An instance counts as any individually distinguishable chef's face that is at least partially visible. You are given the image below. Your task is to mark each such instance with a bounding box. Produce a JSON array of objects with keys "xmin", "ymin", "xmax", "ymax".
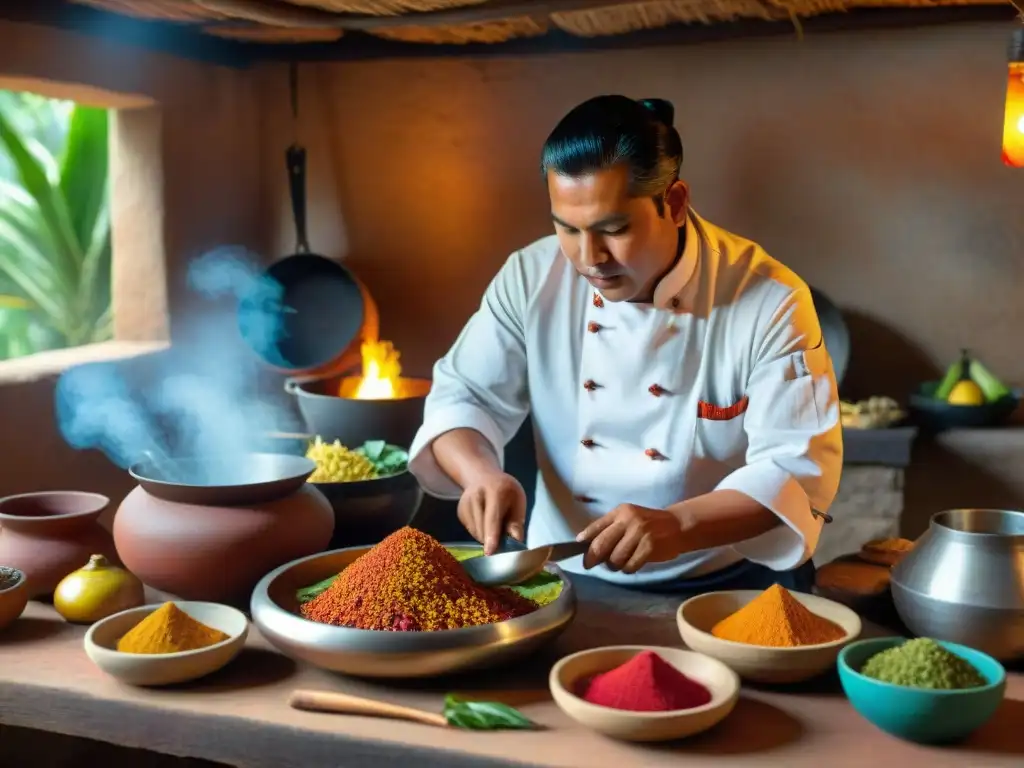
[{"xmin": 548, "ymin": 164, "xmax": 688, "ymax": 303}]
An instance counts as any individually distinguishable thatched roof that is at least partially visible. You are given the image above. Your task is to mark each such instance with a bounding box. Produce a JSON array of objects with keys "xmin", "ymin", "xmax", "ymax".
[{"xmin": 68, "ymin": 0, "xmax": 1016, "ymax": 46}]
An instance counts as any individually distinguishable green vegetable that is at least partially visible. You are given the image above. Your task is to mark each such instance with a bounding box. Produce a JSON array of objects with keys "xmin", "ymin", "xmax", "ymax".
[
  {"xmin": 354, "ymin": 441, "xmax": 409, "ymax": 477},
  {"xmin": 861, "ymin": 638, "xmax": 988, "ymax": 690},
  {"xmin": 442, "ymin": 695, "xmax": 536, "ymax": 731},
  {"xmin": 934, "ymin": 351, "xmax": 967, "ymax": 401}
]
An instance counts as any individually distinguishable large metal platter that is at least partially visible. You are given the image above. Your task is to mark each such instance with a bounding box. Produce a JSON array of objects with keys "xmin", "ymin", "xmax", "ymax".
[{"xmin": 250, "ymin": 543, "xmax": 576, "ymax": 678}]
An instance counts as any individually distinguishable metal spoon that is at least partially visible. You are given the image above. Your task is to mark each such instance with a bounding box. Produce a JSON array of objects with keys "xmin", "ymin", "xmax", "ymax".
[{"xmin": 461, "ymin": 541, "xmax": 589, "ymax": 587}]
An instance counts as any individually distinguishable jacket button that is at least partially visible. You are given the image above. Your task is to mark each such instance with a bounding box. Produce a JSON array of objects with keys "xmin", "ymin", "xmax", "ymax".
[
  {"xmin": 574, "ymin": 494, "xmax": 596, "ymax": 503},
  {"xmin": 583, "ymin": 379, "xmax": 598, "ymax": 392},
  {"xmin": 645, "ymin": 448, "xmax": 666, "ymax": 460},
  {"xmin": 587, "ymin": 321, "xmax": 601, "ymax": 333},
  {"xmin": 670, "ymin": 297, "xmax": 680, "ymax": 308},
  {"xmin": 593, "ymin": 293, "xmax": 604, "ymax": 308},
  {"xmin": 648, "ymin": 383, "xmax": 666, "ymax": 397},
  {"xmin": 580, "ymin": 438, "xmax": 596, "ymax": 448}
]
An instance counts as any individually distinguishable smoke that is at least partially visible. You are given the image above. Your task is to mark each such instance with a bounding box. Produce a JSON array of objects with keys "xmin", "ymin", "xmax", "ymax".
[{"xmin": 54, "ymin": 246, "xmax": 303, "ymax": 475}]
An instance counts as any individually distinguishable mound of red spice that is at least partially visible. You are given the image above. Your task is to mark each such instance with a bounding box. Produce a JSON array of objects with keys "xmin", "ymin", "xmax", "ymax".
[
  {"xmin": 578, "ymin": 651, "xmax": 713, "ymax": 712},
  {"xmin": 300, "ymin": 527, "xmax": 539, "ymax": 631}
]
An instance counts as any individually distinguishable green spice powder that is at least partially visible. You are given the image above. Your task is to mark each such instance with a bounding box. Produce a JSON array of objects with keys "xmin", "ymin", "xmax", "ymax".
[{"xmin": 861, "ymin": 638, "xmax": 987, "ymax": 690}]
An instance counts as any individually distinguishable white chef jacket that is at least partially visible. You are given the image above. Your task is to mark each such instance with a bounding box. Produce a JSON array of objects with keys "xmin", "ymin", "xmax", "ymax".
[{"xmin": 409, "ymin": 209, "xmax": 843, "ymax": 586}]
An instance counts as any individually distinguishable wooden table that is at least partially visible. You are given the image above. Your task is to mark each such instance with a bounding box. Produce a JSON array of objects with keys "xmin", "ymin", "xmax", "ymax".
[{"xmin": 0, "ymin": 577, "xmax": 1020, "ymax": 768}]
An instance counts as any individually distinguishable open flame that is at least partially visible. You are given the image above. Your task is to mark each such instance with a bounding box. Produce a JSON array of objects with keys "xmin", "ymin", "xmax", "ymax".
[
  {"xmin": 336, "ymin": 338, "xmax": 430, "ymax": 401},
  {"xmin": 352, "ymin": 340, "xmax": 401, "ymax": 400}
]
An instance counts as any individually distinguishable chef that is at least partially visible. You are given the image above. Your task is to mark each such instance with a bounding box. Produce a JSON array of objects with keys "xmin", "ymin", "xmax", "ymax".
[{"xmin": 409, "ymin": 95, "xmax": 842, "ymax": 593}]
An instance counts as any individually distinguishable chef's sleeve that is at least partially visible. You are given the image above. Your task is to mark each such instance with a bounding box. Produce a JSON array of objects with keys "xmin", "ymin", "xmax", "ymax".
[
  {"xmin": 408, "ymin": 251, "xmax": 531, "ymax": 499},
  {"xmin": 714, "ymin": 285, "xmax": 843, "ymax": 570}
]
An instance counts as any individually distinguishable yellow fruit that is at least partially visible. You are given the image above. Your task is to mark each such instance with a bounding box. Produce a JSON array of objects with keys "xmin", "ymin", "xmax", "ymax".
[
  {"xmin": 53, "ymin": 554, "xmax": 145, "ymax": 625},
  {"xmin": 947, "ymin": 379, "xmax": 985, "ymax": 406}
]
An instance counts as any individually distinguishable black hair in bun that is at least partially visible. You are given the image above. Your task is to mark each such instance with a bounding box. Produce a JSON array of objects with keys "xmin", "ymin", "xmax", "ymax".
[
  {"xmin": 540, "ymin": 95, "xmax": 684, "ymax": 210},
  {"xmin": 637, "ymin": 98, "xmax": 675, "ymax": 127}
]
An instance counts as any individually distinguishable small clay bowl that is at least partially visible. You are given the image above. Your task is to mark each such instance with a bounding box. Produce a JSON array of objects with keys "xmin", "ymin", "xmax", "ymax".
[
  {"xmin": 677, "ymin": 590, "xmax": 862, "ymax": 684},
  {"xmin": 0, "ymin": 567, "xmax": 29, "ymax": 631},
  {"xmin": 84, "ymin": 601, "xmax": 248, "ymax": 686},
  {"xmin": 549, "ymin": 645, "xmax": 739, "ymax": 742}
]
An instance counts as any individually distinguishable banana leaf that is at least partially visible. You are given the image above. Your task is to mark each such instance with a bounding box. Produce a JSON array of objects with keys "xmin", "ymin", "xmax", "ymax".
[
  {"xmin": 0, "ymin": 101, "xmax": 111, "ymax": 356},
  {"xmin": 0, "ymin": 110, "xmax": 81, "ymax": 281}
]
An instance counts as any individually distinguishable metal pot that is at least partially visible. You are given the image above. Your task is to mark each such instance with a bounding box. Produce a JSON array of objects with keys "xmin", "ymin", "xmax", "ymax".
[
  {"xmin": 891, "ymin": 509, "xmax": 1024, "ymax": 660},
  {"xmin": 313, "ymin": 470, "xmax": 424, "ymax": 550},
  {"xmin": 285, "ymin": 376, "xmax": 431, "ymax": 448}
]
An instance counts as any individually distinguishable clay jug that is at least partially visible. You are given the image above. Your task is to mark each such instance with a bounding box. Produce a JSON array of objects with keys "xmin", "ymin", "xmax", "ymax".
[
  {"xmin": 0, "ymin": 492, "xmax": 117, "ymax": 598},
  {"xmin": 114, "ymin": 484, "xmax": 333, "ymax": 604}
]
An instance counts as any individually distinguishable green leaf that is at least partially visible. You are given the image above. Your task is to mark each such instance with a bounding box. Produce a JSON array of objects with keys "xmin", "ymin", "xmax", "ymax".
[
  {"xmin": 296, "ymin": 574, "xmax": 338, "ymax": 604},
  {"xmin": 361, "ymin": 440, "xmax": 387, "ymax": 462},
  {"xmin": 0, "ymin": 305, "xmax": 47, "ymax": 361},
  {"xmin": 0, "ymin": 182, "xmax": 66, "ymax": 285},
  {"xmin": 442, "ymin": 695, "xmax": 536, "ymax": 731},
  {"xmin": 509, "ymin": 571, "xmax": 564, "ymax": 606},
  {"xmin": 60, "ymin": 106, "xmax": 108, "ymax": 253},
  {"xmin": 75, "ymin": 205, "xmax": 111, "ymax": 344},
  {"xmin": 447, "ymin": 548, "xmax": 483, "ymax": 562},
  {"xmin": 353, "ymin": 442, "xmax": 409, "ymax": 477},
  {"xmin": 0, "ymin": 108, "xmax": 82, "ymax": 283},
  {"xmin": 0, "ymin": 294, "xmax": 31, "ymax": 310},
  {"xmin": 0, "ymin": 101, "xmax": 111, "ymax": 358},
  {"xmin": 0, "ymin": 228, "xmax": 69, "ymax": 329}
]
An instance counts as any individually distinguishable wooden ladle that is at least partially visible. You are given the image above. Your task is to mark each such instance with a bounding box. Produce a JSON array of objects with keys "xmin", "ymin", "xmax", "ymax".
[{"xmin": 289, "ymin": 689, "xmax": 448, "ymax": 728}]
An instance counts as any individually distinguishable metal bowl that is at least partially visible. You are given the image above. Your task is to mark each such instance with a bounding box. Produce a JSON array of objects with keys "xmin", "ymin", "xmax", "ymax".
[
  {"xmin": 250, "ymin": 543, "xmax": 576, "ymax": 678},
  {"xmin": 891, "ymin": 509, "xmax": 1024, "ymax": 661},
  {"xmin": 128, "ymin": 453, "xmax": 316, "ymax": 506}
]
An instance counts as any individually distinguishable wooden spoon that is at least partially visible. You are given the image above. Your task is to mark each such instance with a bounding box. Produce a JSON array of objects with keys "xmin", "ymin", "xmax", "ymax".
[{"xmin": 289, "ymin": 689, "xmax": 448, "ymax": 728}]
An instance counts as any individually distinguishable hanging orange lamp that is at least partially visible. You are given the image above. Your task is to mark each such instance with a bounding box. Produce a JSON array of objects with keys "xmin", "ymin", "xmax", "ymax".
[{"xmin": 1003, "ymin": 27, "xmax": 1024, "ymax": 167}]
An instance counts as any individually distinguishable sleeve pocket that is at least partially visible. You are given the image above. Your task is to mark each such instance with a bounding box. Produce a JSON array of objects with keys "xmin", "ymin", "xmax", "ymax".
[
  {"xmin": 786, "ymin": 340, "xmax": 832, "ymax": 381},
  {"xmin": 697, "ymin": 396, "xmax": 749, "ymax": 421}
]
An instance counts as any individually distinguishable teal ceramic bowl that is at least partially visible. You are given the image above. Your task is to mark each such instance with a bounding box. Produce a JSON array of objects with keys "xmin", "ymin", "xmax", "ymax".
[{"xmin": 838, "ymin": 637, "xmax": 1006, "ymax": 744}]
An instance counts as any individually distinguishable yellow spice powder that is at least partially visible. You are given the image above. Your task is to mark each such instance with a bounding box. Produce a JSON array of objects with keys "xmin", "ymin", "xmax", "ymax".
[
  {"xmin": 117, "ymin": 602, "xmax": 229, "ymax": 654},
  {"xmin": 710, "ymin": 584, "xmax": 846, "ymax": 647}
]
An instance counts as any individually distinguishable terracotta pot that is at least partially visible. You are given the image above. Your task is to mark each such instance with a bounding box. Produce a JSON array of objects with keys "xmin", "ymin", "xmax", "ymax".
[
  {"xmin": 0, "ymin": 492, "xmax": 117, "ymax": 598},
  {"xmin": 113, "ymin": 484, "xmax": 334, "ymax": 603}
]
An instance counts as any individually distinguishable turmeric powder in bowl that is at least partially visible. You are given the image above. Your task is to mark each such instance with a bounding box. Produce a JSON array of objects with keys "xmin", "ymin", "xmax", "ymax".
[
  {"xmin": 117, "ymin": 602, "xmax": 229, "ymax": 654},
  {"xmin": 711, "ymin": 585, "xmax": 846, "ymax": 647}
]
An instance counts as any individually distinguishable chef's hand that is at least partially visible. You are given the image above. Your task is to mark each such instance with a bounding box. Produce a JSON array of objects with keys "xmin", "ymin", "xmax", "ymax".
[
  {"xmin": 457, "ymin": 471, "xmax": 527, "ymax": 556},
  {"xmin": 577, "ymin": 503, "xmax": 686, "ymax": 574}
]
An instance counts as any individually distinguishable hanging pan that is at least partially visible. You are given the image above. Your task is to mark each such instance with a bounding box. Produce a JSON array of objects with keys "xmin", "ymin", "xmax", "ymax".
[
  {"xmin": 238, "ymin": 62, "xmax": 368, "ymax": 377},
  {"xmin": 809, "ymin": 286, "xmax": 850, "ymax": 387}
]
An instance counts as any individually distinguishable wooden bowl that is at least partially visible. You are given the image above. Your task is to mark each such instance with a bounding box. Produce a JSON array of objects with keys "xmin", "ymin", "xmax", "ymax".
[
  {"xmin": 677, "ymin": 590, "xmax": 861, "ymax": 684},
  {"xmin": 549, "ymin": 645, "xmax": 739, "ymax": 742},
  {"xmin": 84, "ymin": 601, "xmax": 248, "ymax": 686}
]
